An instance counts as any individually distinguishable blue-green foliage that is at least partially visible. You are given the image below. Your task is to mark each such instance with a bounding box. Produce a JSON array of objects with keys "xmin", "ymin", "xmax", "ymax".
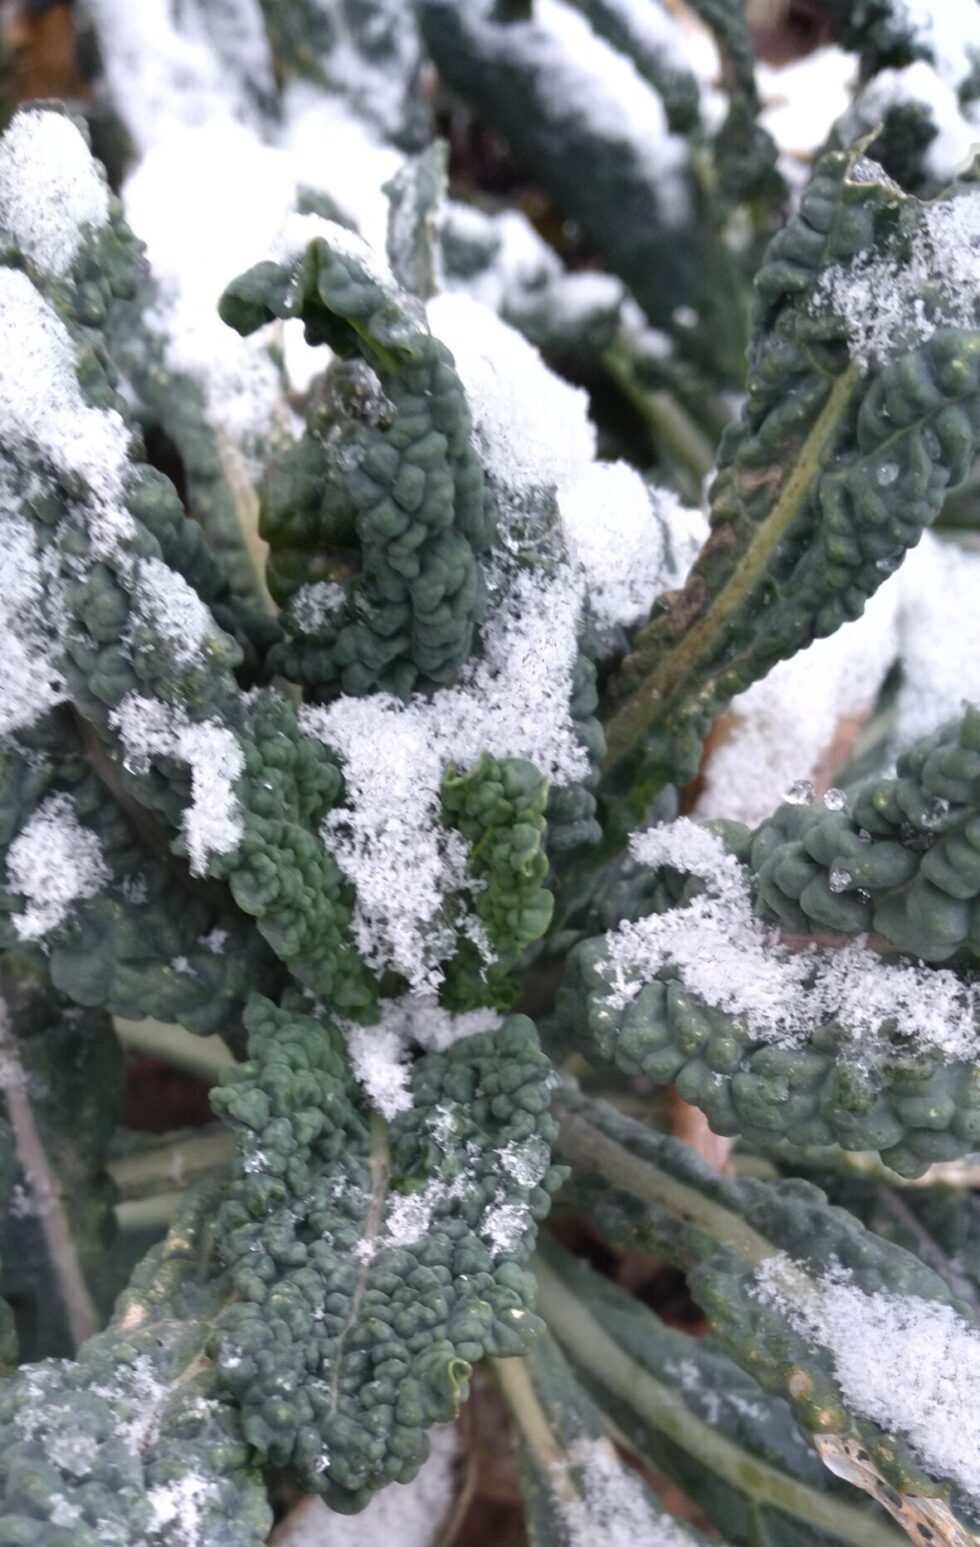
[
  {"xmin": 211, "ymin": 995, "xmax": 563, "ymax": 1508},
  {"xmin": 2, "ymin": 3, "xmax": 980, "ymax": 1541}
]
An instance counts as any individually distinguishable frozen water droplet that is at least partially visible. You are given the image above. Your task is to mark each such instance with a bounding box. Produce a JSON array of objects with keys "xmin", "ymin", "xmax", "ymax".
[
  {"xmin": 856, "ymin": 887, "xmax": 872, "ymax": 903},
  {"xmin": 672, "ymin": 305, "xmax": 698, "ymax": 328},
  {"xmin": 823, "ymin": 787, "xmax": 847, "ymax": 811},
  {"xmin": 876, "ymin": 462, "xmax": 899, "ymax": 485},
  {"xmin": 784, "ymin": 779, "xmax": 815, "ymax": 806},
  {"xmin": 900, "ymin": 820, "xmax": 935, "ymax": 851},
  {"xmin": 829, "ymin": 867, "xmax": 852, "ymax": 893},
  {"xmin": 922, "ymin": 795, "xmax": 950, "ymax": 826},
  {"xmin": 876, "ymin": 553, "xmax": 901, "ymax": 575},
  {"xmin": 858, "ymin": 827, "xmax": 872, "ymax": 843}
]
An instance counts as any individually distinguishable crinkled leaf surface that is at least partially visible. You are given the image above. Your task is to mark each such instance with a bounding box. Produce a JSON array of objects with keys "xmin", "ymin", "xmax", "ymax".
[{"xmin": 211, "ymin": 995, "xmax": 563, "ymax": 1509}]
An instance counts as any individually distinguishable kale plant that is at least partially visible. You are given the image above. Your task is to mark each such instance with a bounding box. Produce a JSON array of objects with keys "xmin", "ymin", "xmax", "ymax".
[{"xmin": 0, "ymin": 2, "xmax": 980, "ymax": 1544}]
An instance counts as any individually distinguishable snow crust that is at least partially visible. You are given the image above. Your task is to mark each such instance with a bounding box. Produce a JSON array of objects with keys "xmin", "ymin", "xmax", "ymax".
[
  {"xmin": 6, "ymin": 795, "xmax": 109, "ymax": 940},
  {"xmin": 0, "ymin": 110, "xmax": 108, "ymax": 275},
  {"xmin": 605, "ymin": 819, "xmax": 980, "ymax": 1060},
  {"xmin": 756, "ymin": 1253, "xmax": 980, "ymax": 1511}
]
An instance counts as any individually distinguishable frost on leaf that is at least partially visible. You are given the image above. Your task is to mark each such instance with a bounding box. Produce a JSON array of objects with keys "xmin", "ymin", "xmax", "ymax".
[{"xmin": 6, "ymin": 795, "xmax": 110, "ymax": 941}]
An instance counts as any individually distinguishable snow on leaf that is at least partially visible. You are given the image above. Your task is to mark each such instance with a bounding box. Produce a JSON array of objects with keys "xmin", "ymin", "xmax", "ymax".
[
  {"xmin": 427, "ymin": 290, "xmax": 596, "ymax": 496},
  {"xmin": 343, "ymin": 996, "xmax": 502, "ymax": 1117},
  {"xmin": 132, "ymin": 557, "xmax": 222, "ymax": 666},
  {"xmin": 812, "ymin": 189, "xmax": 980, "ymax": 368},
  {"xmin": 0, "ymin": 509, "xmax": 68, "ymax": 739},
  {"xmin": 556, "ymin": 1438, "xmax": 695, "ymax": 1547},
  {"xmin": 756, "ymin": 1252, "xmax": 980, "ymax": 1513},
  {"xmin": 6, "ymin": 794, "xmax": 110, "ymax": 941},
  {"xmin": 111, "ymin": 695, "xmax": 244, "ymax": 876},
  {"xmin": 0, "ymin": 110, "xmax": 109, "ymax": 276},
  {"xmin": 0, "ymin": 267, "xmax": 131, "ymax": 509},
  {"xmin": 559, "ymin": 463, "xmax": 706, "ymax": 630},
  {"xmin": 605, "ymin": 819, "xmax": 980, "ymax": 1060}
]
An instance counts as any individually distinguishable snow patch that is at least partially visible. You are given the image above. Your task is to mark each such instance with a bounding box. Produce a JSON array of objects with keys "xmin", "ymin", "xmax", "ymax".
[
  {"xmin": 111, "ymin": 695, "xmax": 244, "ymax": 875},
  {"xmin": 756, "ymin": 1253, "xmax": 980, "ymax": 1511},
  {"xmin": 556, "ymin": 1438, "xmax": 692, "ymax": 1547},
  {"xmin": 428, "ymin": 291, "xmax": 596, "ymax": 495},
  {"xmin": 0, "ymin": 109, "xmax": 109, "ymax": 275},
  {"xmin": 0, "ymin": 268, "xmax": 131, "ymax": 507},
  {"xmin": 812, "ymin": 187, "xmax": 980, "ymax": 366},
  {"xmin": 696, "ymin": 577, "xmax": 901, "ymax": 826},
  {"xmin": 604, "ymin": 818, "xmax": 980, "ymax": 1060},
  {"xmin": 6, "ymin": 794, "xmax": 110, "ymax": 940},
  {"xmin": 271, "ymin": 1424, "xmax": 458, "ymax": 1547},
  {"xmin": 0, "ymin": 511, "xmax": 68, "ymax": 739},
  {"xmin": 559, "ymin": 463, "xmax": 707, "ymax": 629},
  {"xmin": 132, "ymin": 557, "xmax": 220, "ymax": 665},
  {"xmin": 344, "ymin": 997, "xmax": 501, "ymax": 1117},
  {"xmin": 891, "ymin": 534, "xmax": 980, "ymax": 752}
]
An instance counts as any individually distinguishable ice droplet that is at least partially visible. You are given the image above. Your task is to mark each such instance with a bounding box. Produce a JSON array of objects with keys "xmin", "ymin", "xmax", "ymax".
[
  {"xmin": 823, "ymin": 787, "xmax": 847, "ymax": 811},
  {"xmin": 784, "ymin": 779, "xmax": 815, "ymax": 806},
  {"xmin": 922, "ymin": 795, "xmax": 950, "ymax": 826},
  {"xmin": 876, "ymin": 463, "xmax": 899, "ymax": 485},
  {"xmin": 857, "ymin": 828, "xmax": 872, "ymax": 843},
  {"xmin": 829, "ymin": 868, "xmax": 852, "ymax": 893}
]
